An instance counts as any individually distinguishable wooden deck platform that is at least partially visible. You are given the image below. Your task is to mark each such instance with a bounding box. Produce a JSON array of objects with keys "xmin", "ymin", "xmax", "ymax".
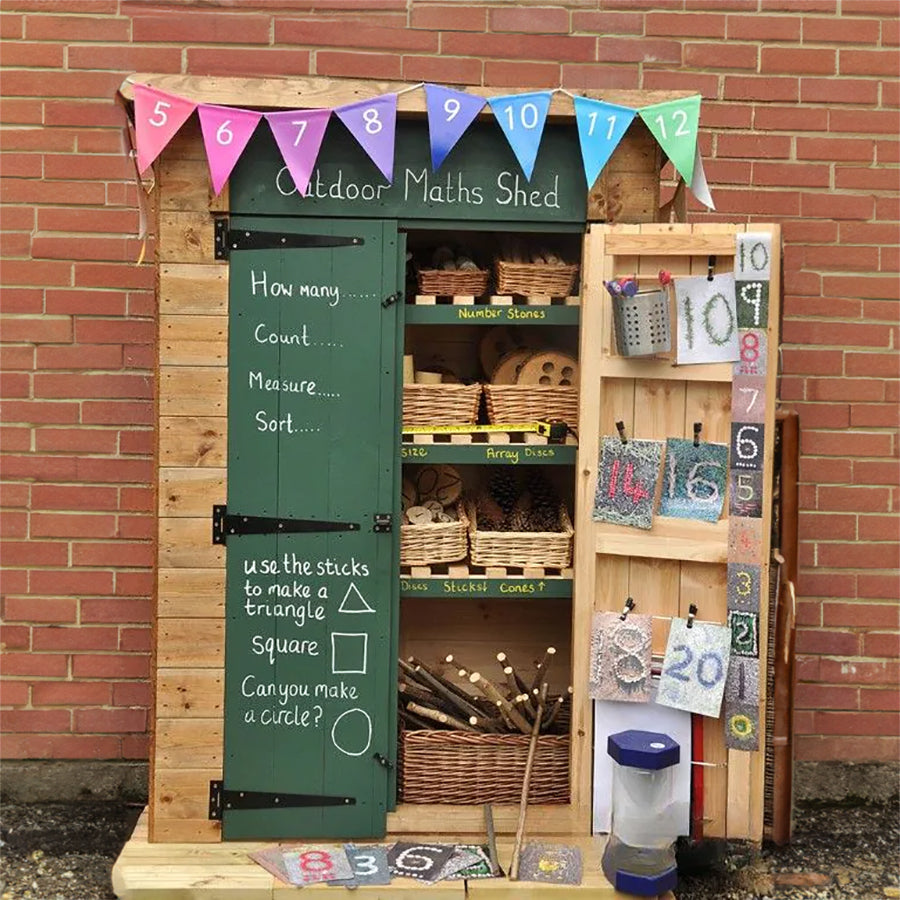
[{"xmin": 112, "ymin": 809, "xmax": 676, "ymax": 898}]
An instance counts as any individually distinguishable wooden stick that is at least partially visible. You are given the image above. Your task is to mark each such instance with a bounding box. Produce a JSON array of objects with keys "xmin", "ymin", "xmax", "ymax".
[
  {"xmin": 509, "ymin": 684, "xmax": 547, "ymax": 880},
  {"xmin": 497, "ymin": 652, "xmax": 530, "ymax": 694},
  {"xmin": 530, "ymin": 646, "xmax": 556, "ymax": 693},
  {"xmin": 469, "ymin": 715, "xmax": 503, "ymax": 733},
  {"xmin": 406, "ymin": 701, "xmax": 476, "ymax": 732},
  {"xmin": 398, "ymin": 679, "xmax": 435, "ymax": 704},
  {"xmin": 470, "ymin": 672, "xmax": 532, "ymax": 735},
  {"xmin": 541, "ymin": 694, "xmax": 564, "ymax": 730},
  {"xmin": 414, "ymin": 665, "xmax": 484, "ymax": 720},
  {"xmin": 399, "ymin": 708, "xmax": 433, "ymax": 731},
  {"xmin": 494, "ymin": 699, "xmax": 515, "ymax": 732},
  {"xmin": 483, "ymin": 804, "xmax": 500, "ymax": 877}
]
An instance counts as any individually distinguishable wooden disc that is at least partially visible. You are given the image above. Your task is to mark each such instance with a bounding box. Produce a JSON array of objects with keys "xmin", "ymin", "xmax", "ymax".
[
  {"xmin": 406, "ymin": 505, "xmax": 434, "ymax": 525},
  {"xmin": 416, "ymin": 464, "xmax": 463, "ymax": 505},
  {"xmin": 491, "ymin": 348, "xmax": 533, "ymax": 385},
  {"xmin": 479, "ymin": 326, "xmax": 524, "ymax": 378},
  {"xmin": 516, "ymin": 351, "xmax": 579, "ymax": 386}
]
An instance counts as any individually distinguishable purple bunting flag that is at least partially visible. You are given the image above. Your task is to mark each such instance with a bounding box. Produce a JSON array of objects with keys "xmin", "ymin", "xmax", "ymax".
[
  {"xmin": 487, "ymin": 91, "xmax": 552, "ymax": 181},
  {"xmin": 198, "ymin": 104, "xmax": 262, "ymax": 196},
  {"xmin": 424, "ymin": 83, "xmax": 486, "ymax": 171},
  {"xmin": 265, "ymin": 108, "xmax": 331, "ymax": 196},
  {"xmin": 335, "ymin": 93, "xmax": 398, "ymax": 183}
]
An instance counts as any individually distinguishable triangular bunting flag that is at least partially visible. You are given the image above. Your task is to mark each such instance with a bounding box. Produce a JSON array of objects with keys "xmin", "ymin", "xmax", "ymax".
[
  {"xmin": 335, "ymin": 93, "xmax": 398, "ymax": 183},
  {"xmin": 639, "ymin": 95, "xmax": 701, "ymax": 184},
  {"xmin": 133, "ymin": 84, "xmax": 197, "ymax": 174},
  {"xmin": 265, "ymin": 108, "xmax": 331, "ymax": 196},
  {"xmin": 424, "ymin": 84, "xmax": 486, "ymax": 172},
  {"xmin": 573, "ymin": 97, "xmax": 636, "ymax": 187},
  {"xmin": 198, "ymin": 104, "xmax": 262, "ymax": 196},
  {"xmin": 689, "ymin": 148, "xmax": 715, "ymax": 210},
  {"xmin": 487, "ymin": 91, "xmax": 552, "ymax": 181}
]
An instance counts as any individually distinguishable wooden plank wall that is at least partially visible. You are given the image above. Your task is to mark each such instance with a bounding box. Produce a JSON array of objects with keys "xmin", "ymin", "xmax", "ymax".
[{"xmin": 152, "ymin": 121, "xmax": 228, "ymax": 842}]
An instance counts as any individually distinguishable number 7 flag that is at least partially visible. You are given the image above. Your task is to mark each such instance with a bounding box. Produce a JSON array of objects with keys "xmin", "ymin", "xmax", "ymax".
[
  {"xmin": 424, "ymin": 84, "xmax": 485, "ymax": 172},
  {"xmin": 133, "ymin": 84, "xmax": 197, "ymax": 174},
  {"xmin": 266, "ymin": 109, "xmax": 332, "ymax": 195}
]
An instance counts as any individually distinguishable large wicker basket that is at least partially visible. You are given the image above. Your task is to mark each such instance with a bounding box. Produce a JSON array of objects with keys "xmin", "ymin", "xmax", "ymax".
[
  {"xmin": 466, "ymin": 501, "xmax": 574, "ymax": 569},
  {"xmin": 483, "ymin": 384, "xmax": 579, "ymax": 427},
  {"xmin": 495, "ymin": 258, "xmax": 579, "ymax": 297},
  {"xmin": 417, "ymin": 268, "xmax": 489, "ymax": 297},
  {"xmin": 400, "ymin": 503, "xmax": 468, "ymax": 566},
  {"xmin": 403, "ymin": 383, "xmax": 481, "ymax": 426},
  {"xmin": 399, "ymin": 729, "xmax": 570, "ymax": 804}
]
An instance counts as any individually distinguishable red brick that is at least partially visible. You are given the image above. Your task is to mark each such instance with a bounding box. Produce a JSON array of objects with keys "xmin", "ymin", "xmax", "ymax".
[
  {"xmin": 0, "ymin": 709, "xmax": 71, "ymax": 732},
  {"xmin": 0, "ymin": 429, "xmax": 31, "ymax": 453},
  {"xmin": 72, "ymin": 654, "xmax": 150, "ymax": 679},
  {"xmin": 820, "ymin": 656, "xmax": 899, "ymax": 685},
  {"xmin": 121, "ymin": 734, "xmax": 149, "ymax": 759},
  {"xmin": 37, "ymin": 207, "xmax": 139, "ymax": 235},
  {"xmin": 114, "ymin": 571, "xmax": 154, "ymax": 596},
  {"xmin": 753, "ymin": 106, "xmax": 829, "ymax": 134},
  {"xmin": 1, "ymin": 682, "xmax": 30, "ymax": 706},
  {"xmin": 118, "ymin": 430, "xmax": 154, "ymax": 456},
  {"xmin": 857, "ymin": 572, "xmax": 900, "ymax": 600},
  {"xmin": 643, "ymin": 69, "xmax": 719, "ymax": 98},
  {"xmin": 402, "ymin": 55, "xmax": 483, "ymax": 85},
  {"xmin": 73, "ymin": 263, "xmax": 154, "ymax": 291},
  {"xmin": 117, "ymin": 515, "xmax": 155, "ymax": 540},
  {"xmin": 44, "ymin": 289, "xmax": 128, "ymax": 317},
  {"xmin": 782, "ymin": 349, "xmax": 843, "ymax": 377},
  {"xmin": 1, "ymin": 69, "xmax": 122, "ymax": 101},
  {"xmin": 806, "ymin": 377, "xmax": 884, "ymax": 402},
  {"xmin": 795, "ymin": 628, "xmax": 861, "ymax": 655},
  {"xmin": 32, "ymin": 626, "xmax": 118, "ymax": 652},
  {"xmin": 858, "ymin": 515, "xmax": 900, "ymax": 543},
  {"xmin": 800, "ymin": 77, "xmax": 880, "ymax": 104},
  {"xmin": 33, "ymin": 234, "xmax": 143, "ymax": 263},
  {"xmin": 797, "ymin": 571, "xmax": 857, "ymax": 599},
  {"xmin": 74, "ymin": 708, "xmax": 147, "ymax": 733},
  {"xmin": 800, "ymin": 511, "xmax": 856, "ymax": 539},
  {"xmin": 43, "ymin": 100, "xmax": 123, "ymax": 129},
  {"xmin": 33, "ymin": 429, "xmax": 116, "ymax": 455},
  {"xmin": 75, "ymin": 457, "xmax": 153, "ymax": 484},
  {"xmin": 31, "ymin": 512, "xmax": 118, "ymax": 539},
  {"xmin": 71, "ymin": 541, "xmax": 154, "ymax": 568},
  {"xmin": 81, "ymin": 598, "xmax": 151, "ymax": 624},
  {"xmin": 854, "ymin": 460, "xmax": 900, "ymax": 485},
  {"xmin": 29, "ymin": 569, "xmax": 114, "ymax": 596},
  {"xmin": 712, "ymin": 187, "xmax": 801, "ymax": 217},
  {"xmin": 703, "ymin": 159, "xmax": 752, "ymax": 184},
  {"xmin": 803, "ymin": 16, "xmax": 881, "ymax": 44},
  {"xmin": 797, "ymin": 136, "xmax": 875, "ymax": 163},
  {"xmin": 876, "ymin": 194, "xmax": 900, "ymax": 219},
  {"xmin": 699, "ymin": 103, "xmax": 753, "ymax": 129},
  {"xmin": 831, "ymin": 108, "xmax": 900, "ymax": 135},
  {"xmin": 443, "ymin": 31, "xmax": 596, "ymax": 63},
  {"xmin": 561, "ymin": 64, "xmax": 640, "ymax": 90},
  {"xmin": 73, "ymin": 319, "xmax": 155, "ymax": 345},
  {"xmin": 762, "ymin": 46, "xmax": 836, "ymax": 75},
  {"xmin": 819, "ymin": 542, "xmax": 898, "ymax": 569},
  {"xmin": 1, "ymin": 625, "xmax": 30, "ymax": 649},
  {"xmin": 1, "ymin": 653, "xmax": 68, "ymax": 677},
  {"xmin": 794, "ymin": 683, "xmax": 858, "ymax": 709},
  {"xmin": 1, "ymin": 260, "xmax": 74, "ymax": 290},
  {"xmin": 824, "ymin": 601, "xmax": 900, "ymax": 628},
  {"xmin": 803, "ymin": 192, "xmax": 875, "ymax": 220},
  {"xmin": 0, "ymin": 482, "xmax": 32, "ymax": 507},
  {"xmin": 112, "ymin": 682, "xmax": 151, "ymax": 707},
  {"xmin": 119, "ymin": 627, "xmax": 151, "ymax": 652},
  {"xmin": 80, "ymin": 400, "xmax": 154, "ymax": 426},
  {"xmin": 34, "ymin": 373, "xmax": 151, "ymax": 400},
  {"xmin": 796, "ymin": 600, "xmax": 822, "ymax": 627},
  {"xmin": 484, "ymin": 60, "xmax": 560, "ymax": 88},
  {"xmin": 815, "ymin": 710, "xmax": 900, "ymax": 736},
  {"xmin": 572, "ymin": 11, "xmax": 643, "ymax": 35},
  {"xmin": 30, "ymin": 484, "xmax": 118, "ymax": 512},
  {"xmin": 785, "ymin": 401, "xmax": 850, "ymax": 428},
  {"xmin": 840, "ymin": 48, "xmax": 900, "ymax": 76},
  {"xmin": 835, "ymin": 166, "xmax": 899, "ymax": 190},
  {"xmin": 284, "ymin": 16, "xmax": 439, "ymax": 50},
  {"xmin": 824, "ymin": 275, "xmax": 899, "ymax": 301},
  {"xmin": 67, "ymin": 44, "xmax": 183, "ymax": 72},
  {"xmin": 35, "ymin": 344, "xmax": 124, "ymax": 371},
  {"xmin": 860, "ymin": 689, "xmax": 900, "ymax": 711},
  {"xmin": 646, "ymin": 11, "xmax": 725, "ymax": 38},
  {"xmin": 490, "ymin": 6, "xmax": 569, "ymax": 33},
  {"xmin": 0, "ymin": 733, "xmax": 123, "ymax": 760},
  {"xmin": 185, "ymin": 48, "xmax": 312, "ymax": 78},
  {"xmin": 317, "ymin": 48, "xmax": 408, "ymax": 79},
  {"xmin": 843, "ymin": 0, "xmax": 900, "ymax": 12},
  {"xmin": 1, "ymin": 288, "xmax": 43, "ymax": 314},
  {"xmin": 818, "ymin": 485, "xmax": 892, "ymax": 513},
  {"xmin": 31, "ymin": 682, "xmax": 111, "ymax": 706},
  {"xmin": 0, "ymin": 13, "xmax": 23, "ymax": 38},
  {"xmin": 117, "ymin": 487, "xmax": 154, "ymax": 512},
  {"xmin": 0, "ymin": 40, "xmax": 65, "ymax": 68},
  {"xmin": 131, "ymin": 10, "xmax": 269, "ymax": 43},
  {"xmin": 409, "ymin": 4, "xmax": 486, "ymax": 31},
  {"xmin": 760, "ymin": 0, "xmax": 836, "ymax": 8},
  {"xmin": 684, "ymin": 41, "xmax": 756, "ymax": 69},
  {"xmin": 802, "ymin": 429, "xmax": 894, "ymax": 457},
  {"xmin": 3, "ymin": 598, "xmax": 77, "ymax": 623},
  {"xmin": 883, "ymin": 79, "xmax": 900, "ymax": 106},
  {"xmin": 0, "ymin": 372, "xmax": 30, "ymax": 398},
  {"xmin": 1, "ymin": 540, "xmax": 68, "ymax": 567},
  {"xmin": 852, "ymin": 403, "xmax": 900, "ymax": 428},
  {"xmin": 800, "ymin": 457, "xmax": 853, "ymax": 486}
]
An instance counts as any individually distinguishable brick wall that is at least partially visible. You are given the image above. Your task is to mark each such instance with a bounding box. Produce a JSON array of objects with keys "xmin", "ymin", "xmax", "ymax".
[{"xmin": 1, "ymin": 0, "xmax": 897, "ymax": 767}]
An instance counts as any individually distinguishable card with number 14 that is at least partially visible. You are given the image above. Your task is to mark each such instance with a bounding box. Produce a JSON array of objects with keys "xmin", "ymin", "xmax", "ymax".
[{"xmin": 592, "ymin": 437, "xmax": 662, "ymax": 530}]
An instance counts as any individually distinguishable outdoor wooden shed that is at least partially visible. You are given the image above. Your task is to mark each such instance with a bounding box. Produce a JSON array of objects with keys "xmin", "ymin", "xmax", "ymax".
[{"xmin": 113, "ymin": 74, "xmax": 782, "ymax": 898}]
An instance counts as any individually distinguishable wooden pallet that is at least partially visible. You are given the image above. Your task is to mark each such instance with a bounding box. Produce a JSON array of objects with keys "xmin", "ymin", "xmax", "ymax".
[
  {"xmin": 404, "ymin": 431, "xmax": 578, "ymax": 446},
  {"xmin": 112, "ymin": 808, "xmax": 675, "ymax": 899},
  {"xmin": 412, "ymin": 294, "xmax": 580, "ymax": 306},
  {"xmin": 400, "ymin": 563, "xmax": 574, "ymax": 579}
]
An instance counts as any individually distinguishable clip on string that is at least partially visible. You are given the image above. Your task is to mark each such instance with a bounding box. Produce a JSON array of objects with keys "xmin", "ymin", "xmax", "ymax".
[
  {"xmin": 707, "ymin": 256, "xmax": 716, "ymax": 281},
  {"xmin": 616, "ymin": 421, "xmax": 628, "ymax": 445},
  {"xmin": 619, "ymin": 597, "xmax": 635, "ymax": 621},
  {"xmin": 686, "ymin": 603, "xmax": 698, "ymax": 628},
  {"xmin": 693, "ymin": 422, "xmax": 702, "ymax": 447}
]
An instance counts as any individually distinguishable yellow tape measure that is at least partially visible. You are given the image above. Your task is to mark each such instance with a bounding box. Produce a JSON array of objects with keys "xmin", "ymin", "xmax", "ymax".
[{"xmin": 402, "ymin": 421, "xmax": 568, "ymax": 440}]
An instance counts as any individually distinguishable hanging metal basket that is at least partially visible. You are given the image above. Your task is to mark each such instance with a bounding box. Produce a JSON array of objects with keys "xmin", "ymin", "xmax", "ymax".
[{"xmin": 612, "ymin": 289, "xmax": 671, "ymax": 357}]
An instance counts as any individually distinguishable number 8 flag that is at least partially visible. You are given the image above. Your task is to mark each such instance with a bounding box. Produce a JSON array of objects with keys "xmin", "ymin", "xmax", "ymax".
[
  {"xmin": 134, "ymin": 84, "xmax": 197, "ymax": 174},
  {"xmin": 198, "ymin": 104, "xmax": 262, "ymax": 196},
  {"xmin": 424, "ymin": 84, "xmax": 486, "ymax": 172},
  {"xmin": 335, "ymin": 93, "xmax": 398, "ymax": 184}
]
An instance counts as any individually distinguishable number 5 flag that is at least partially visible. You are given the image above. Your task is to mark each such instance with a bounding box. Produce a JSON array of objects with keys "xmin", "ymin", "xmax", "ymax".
[{"xmin": 134, "ymin": 84, "xmax": 197, "ymax": 174}]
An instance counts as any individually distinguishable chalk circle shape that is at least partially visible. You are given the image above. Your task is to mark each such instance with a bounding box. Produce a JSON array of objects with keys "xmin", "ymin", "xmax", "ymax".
[
  {"xmin": 728, "ymin": 713, "xmax": 754, "ymax": 739},
  {"xmin": 331, "ymin": 708, "xmax": 372, "ymax": 757}
]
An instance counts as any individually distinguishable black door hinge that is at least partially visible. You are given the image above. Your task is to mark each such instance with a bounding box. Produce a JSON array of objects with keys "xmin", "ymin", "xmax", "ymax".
[
  {"xmin": 213, "ymin": 504, "xmax": 360, "ymax": 545},
  {"xmin": 214, "ymin": 218, "xmax": 364, "ymax": 259},
  {"xmin": 373, "ymin": 752, "xmax": 394, "ymax": 770},
  {"xmin": 373, "ymin": 513, "xmax": 392, "ymax": 533},
  {"xmin": 382, "ymin": 292, "xmax": 401, "ymax": 308},
  {"xmin": 208, "ymin": 781, "xmax": 356, "ymax": 820}
]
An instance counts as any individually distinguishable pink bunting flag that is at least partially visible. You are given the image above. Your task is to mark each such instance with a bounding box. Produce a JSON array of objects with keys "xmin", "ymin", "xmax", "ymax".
[
  {"xmin": 265, "ymin": 109, "xmax": 332, "ymax": 196},
  {"xmin": 198, "ymin": 104, "xmax": 263, "ymax": 196},
  {"xmin": 133, "ymin": 84, "xmax": 197, "ymax": 174},
  {"xmin": 334, "ymin": 93, "xmax": 398, "ymax": 184}
]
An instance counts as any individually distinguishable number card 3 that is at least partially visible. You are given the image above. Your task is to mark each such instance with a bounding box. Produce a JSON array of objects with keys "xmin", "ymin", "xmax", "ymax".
[
  {"xmin": 592, "ymin": 436, "xmax": 662, "ymax": 530},
  {"xmin": 657, "ymin": 618, "xmax": 731, "ymax": 718},
  {"xmin": 674, "ymin": 273, "xmax": 740, "ymax": 365},
  {"xmin": 727, "ymin": 562, "xmax": 761, "ymax": 612},
  {"xmin": 660, "ymin": 437, "xmax": 728, "ymax": 523}
]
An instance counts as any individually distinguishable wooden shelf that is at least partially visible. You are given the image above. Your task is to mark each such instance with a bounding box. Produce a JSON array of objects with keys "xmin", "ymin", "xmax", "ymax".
[
  {"xmin": 402, "ymin": 432, "xmax": 577, "ymax": 466},
  {"xmin": 400, "ymin": 563, "xmax": 573, "ymax": 598},
  {"xmin": 406, "ymin": 294, "xmax": 579, "ymax": 326},
  {"xmin": 593, "ymin": 517, "xmax": 728, "ymax": 563}
]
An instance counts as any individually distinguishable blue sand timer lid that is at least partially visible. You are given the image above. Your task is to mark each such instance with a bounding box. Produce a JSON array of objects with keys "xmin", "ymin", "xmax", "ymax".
[{"xmin": 607, "ymin": 729, "xmax": 680, "ymax": 770}]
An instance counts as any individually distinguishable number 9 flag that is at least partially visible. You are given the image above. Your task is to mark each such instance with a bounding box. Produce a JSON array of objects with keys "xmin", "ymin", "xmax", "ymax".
[
  {"xmin": 424, "ymin": 84, "xmax": 486, "ymax": 172},
  {"xmin": 134, "ymin": 84, "xmax": 197, "ymax": 175}
]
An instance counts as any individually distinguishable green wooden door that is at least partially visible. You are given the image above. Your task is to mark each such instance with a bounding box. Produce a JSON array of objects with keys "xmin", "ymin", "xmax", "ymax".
[{"xmin": 223, "ymin": 217, "xmax": 401, "ymax": 840}]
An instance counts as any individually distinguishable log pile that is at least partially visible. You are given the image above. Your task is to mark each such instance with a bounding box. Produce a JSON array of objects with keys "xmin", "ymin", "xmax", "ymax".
[{"xmin": 398, "ymin": 650, "xmax": 571, "ymax": 735}]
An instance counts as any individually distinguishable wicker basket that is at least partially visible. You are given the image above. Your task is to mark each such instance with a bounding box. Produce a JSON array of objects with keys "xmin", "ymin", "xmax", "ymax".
[
  {"xmin": 403, "ymin": 383, "xmax": 481, "ymax": 426},
  {"xmin": 495, "ymin": 258, "xmax": 579, "ymax": 297},
  {"xmin": 417, "ymin": 268, "xmax": 489, "ymax": 297},
  {"xmin": 399, "ymin": 729, "xmax": 570, "ymax": 804},
  {"xmin": 466, "ymin": 501, "xmax": 574, "ymax": 569},
  {"xmin": 400, "ymin": 503, "xmax": 468, "ymax": 566},
  {"xmin": 483, "ymin": 384, "xmax": 579, "ymax": 427}
]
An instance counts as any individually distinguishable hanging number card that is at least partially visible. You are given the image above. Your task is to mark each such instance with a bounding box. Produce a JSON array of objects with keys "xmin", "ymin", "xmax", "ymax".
[
  {"xmin": 589, "ymin": 611, "xmax": 652, "ymax": 703},
  {"xmin": 659, "ymin": 437, "xmax": 728, "ymax": 523},
  {"xmin": 593, "ymin": 436, "xmax": 662, "ymax": 530},
  {"xmin": 657, "ymin": 618, "xmax": 731, "ymax": 718},
  {"xmin": 675, "ymin": 273, "xmax": 740, "ymax": 365}
]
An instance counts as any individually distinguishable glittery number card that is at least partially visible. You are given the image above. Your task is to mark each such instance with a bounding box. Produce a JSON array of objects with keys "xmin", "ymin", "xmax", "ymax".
[
  {"xmin": 657, "ymin": 618, "xmax": 731, "ymax": 718},
  {"xmin": 659, "ymin": 437, "xmax": 729, "ymax": 523},
  {"xmin": 589, "ymin": 611, "xmax": 652, "ymax": 703},
  {"xmin": 592, "ymin": 436, "xmax": 662, "ymax": 530},
  {"xmin": 674, "ymin": 273, "xmax": 740, "ymax": 365}
]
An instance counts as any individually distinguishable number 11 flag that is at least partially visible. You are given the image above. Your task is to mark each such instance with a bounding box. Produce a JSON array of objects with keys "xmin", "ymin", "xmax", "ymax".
[{"xmin": 573, "ymin": 97, "xmax": 636, "ymax": 187}]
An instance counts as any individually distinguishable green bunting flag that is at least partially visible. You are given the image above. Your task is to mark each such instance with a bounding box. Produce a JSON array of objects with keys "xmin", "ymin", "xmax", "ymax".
[{"xmin": 639, "ymin": 95, "xmax": 701, "ymax": 185}]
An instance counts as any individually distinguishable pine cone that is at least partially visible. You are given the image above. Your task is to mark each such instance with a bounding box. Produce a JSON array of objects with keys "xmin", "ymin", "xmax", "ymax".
[
  {"xmin": 525, "ymin": 471, "xmax": 559, "ymax": 532},
  {"xmin": 476, "ymin": 494, "xmax": 506, "ymax": 531},
  {"xmin": 489, "ymin": 469, "xmax": 519, "ymax": 515}
]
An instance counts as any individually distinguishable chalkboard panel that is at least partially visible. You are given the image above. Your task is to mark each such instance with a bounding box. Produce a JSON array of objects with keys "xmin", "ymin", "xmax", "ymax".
[
  {"xmin": 230, "ymin": 120, "xmax": 587, "ymax": 224},
  {"xmin": 223, "ymin": 218, "xmax": 400, "ymax": 840}
]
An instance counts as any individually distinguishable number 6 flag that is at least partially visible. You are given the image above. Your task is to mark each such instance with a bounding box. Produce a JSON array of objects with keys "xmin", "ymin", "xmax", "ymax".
[
  {"xmin": 198, "ymin": 104, "xmax": 262, "ymax": 196},
  {"xmin": 657, "ymin": 618, "xmax": 731, "ymax": 718}
]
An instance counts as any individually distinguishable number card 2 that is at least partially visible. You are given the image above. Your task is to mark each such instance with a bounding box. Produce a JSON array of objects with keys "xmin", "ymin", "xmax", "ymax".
[
  {"xmin": 659, "ymin": 437, "xmax": 728, "ymax": 523},
  {"xmin": 592, "ymin": 436, "xmax": 662, "ymax": 530},
  {"xmin": 657, "ymin": 618, "xmax": 731, "ymax": 718},
  {"xmin": 727, "ymin": 610, "xmax": 759, "ymax": 657},
  {"xmin": 674, "ymin": 273, "xmax": 740, "ymax": 365}
]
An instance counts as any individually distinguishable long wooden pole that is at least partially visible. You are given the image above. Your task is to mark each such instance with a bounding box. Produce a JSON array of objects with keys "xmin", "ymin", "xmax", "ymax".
[{"xmin": 509, "ymin": 685, "xmax": 547, "ymax": 880}]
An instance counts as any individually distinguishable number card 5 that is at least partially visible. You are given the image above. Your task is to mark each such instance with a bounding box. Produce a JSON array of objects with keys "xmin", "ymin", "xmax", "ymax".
[{"xmin": 657, "ymin": 618, "xmax": 731, "ymax": 718}]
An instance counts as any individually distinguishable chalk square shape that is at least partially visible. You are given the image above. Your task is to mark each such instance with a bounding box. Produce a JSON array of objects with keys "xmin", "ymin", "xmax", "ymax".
[
  {"xmin": 592, "ymin": 436, "xmax": 662, "ymax": 530},
  {"xmin": 735, "ymin": 232, "xmax": 772, "ymax": 281},
  {"xmin": 728, "ymin": 470, "xmax": 764, "ymax": 519},
  {"xmin": 518, "ymin": 842, "xmax": 583, "ymax": 885},
  {"xmin": 730, "ymin": 422, "xmax": 765, "ymax": 471},
  {"xmin": 388, "ymin": 843, "xmax": 456, "ymax": 881},
  {"xmin": 725, "ymin": 657, "xmax": 760, "ymax": 706},
  {"xmin": 589, "ymin": 611, "xmax": 653, "ymax": 703},
  {"xmin": 728, "ymin": 609, "xmax": 759, "ymax": 658},
  {"xmin": 330, "ymin": 632, "xmax": 368, "ymax": 675},
  {"xmin": 730, "ymin": 375, "xmax": 767, "ymax": 424},
  {"xmin": 728, "ymin": 517, "xmax": 763, "ymax": 564},
  {"xmin": 733, "ymin": 329, "xmax": 768, "ymax": 377},
  {"xmin": 659, "ymin": 438, "xmax": 728, "ymax": 523},
  {"xmin": 726, "ymin": 562, "xmax": 761, "ymax": 612},
  {"xmin": 657, "ymin": 618, "xmax": 731, "ymax": 718},
  {"xmin": 725, "ymin": 701, "xmax": 760, "ymax": 751},
  {"xmin": 736, "ymin": 280, "xmax": 770, "ymax": 329}
]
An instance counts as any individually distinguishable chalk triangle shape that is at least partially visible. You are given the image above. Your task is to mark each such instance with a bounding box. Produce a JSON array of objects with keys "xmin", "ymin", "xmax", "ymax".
[{"xmin": 339, "ymin": 582, "xmax": 375, "ymax": 613}]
